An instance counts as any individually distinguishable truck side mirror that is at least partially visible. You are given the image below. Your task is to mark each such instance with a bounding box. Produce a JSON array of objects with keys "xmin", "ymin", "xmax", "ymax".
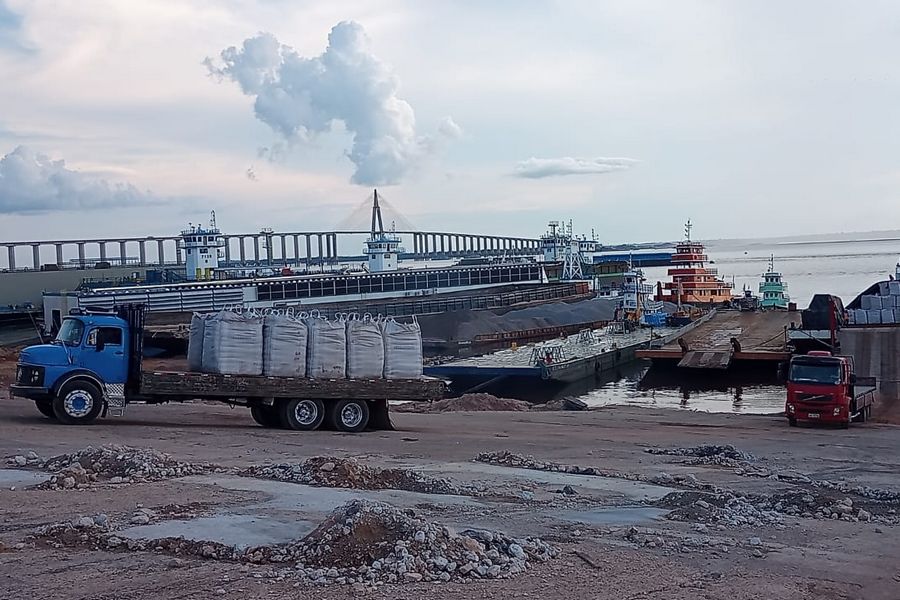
[
  {"xmin": 96, "ymin": 335, "xmax": 105, "ymax": 352},
  {"xmin": 850, "ymin": 373, "xmax": 857, "ymax": 384}
]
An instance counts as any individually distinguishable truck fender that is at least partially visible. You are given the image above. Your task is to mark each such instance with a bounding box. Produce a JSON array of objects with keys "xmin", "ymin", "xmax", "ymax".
[{"xmin": 51, "ymin": 370, "xmax": 106, "ymax": 398}]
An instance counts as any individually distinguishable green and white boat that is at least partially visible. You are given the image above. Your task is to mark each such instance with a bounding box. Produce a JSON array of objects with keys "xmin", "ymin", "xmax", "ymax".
[{"xmin": 759, "ymin": 255, "xmax": 790, "ymax": 309}]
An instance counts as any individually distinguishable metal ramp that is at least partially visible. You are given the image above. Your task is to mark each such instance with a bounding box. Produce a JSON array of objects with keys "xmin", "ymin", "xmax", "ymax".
[{"xmin": 677, "ymin": 350, "xmax": 734, "ymax": 369}]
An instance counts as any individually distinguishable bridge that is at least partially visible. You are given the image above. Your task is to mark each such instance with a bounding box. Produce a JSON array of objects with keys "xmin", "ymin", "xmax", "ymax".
[{"xmin": 0, "ymin": 230, "xmax": 542, "ymax": 272}]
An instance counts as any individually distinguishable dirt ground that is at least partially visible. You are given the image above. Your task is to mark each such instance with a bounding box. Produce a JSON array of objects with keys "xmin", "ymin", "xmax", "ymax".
[{"xmin": 1, "ymin": 376, "xmax": 899, "ymax": 600}]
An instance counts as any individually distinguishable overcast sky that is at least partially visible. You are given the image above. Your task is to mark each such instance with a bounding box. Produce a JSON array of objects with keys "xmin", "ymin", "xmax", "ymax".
[{"xmin": 1, "ymin": 0, "xmax": 898, "ymax": 245}]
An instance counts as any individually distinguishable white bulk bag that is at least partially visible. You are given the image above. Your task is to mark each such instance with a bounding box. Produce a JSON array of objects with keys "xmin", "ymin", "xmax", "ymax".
[
  {"xmin": 382, "ymin": 317, "xmax": 423, "ymax": 379},
  {"xmin": 186, "ymin": 312, "xmax": 206, "ymax": 372},
  {"xmin": 306, "ymin": 315, "xmax": 347, "ymax": 379},
  {"xmin": 201, "ymin": 310, "xmax": 264, "ymax": 375},
  {"xmin": 263, "ymin": 313, "xmax": 308, "ymax": 377},
  {"xmin": 346, "ymin": 315, "xmax": 385, "ymax": 379}
]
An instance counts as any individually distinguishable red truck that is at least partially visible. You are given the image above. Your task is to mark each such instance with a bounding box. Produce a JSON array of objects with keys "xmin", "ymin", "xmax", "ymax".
[{"xmin": 785, "ymin": 351, "xmax": 876, "ymax": 428}]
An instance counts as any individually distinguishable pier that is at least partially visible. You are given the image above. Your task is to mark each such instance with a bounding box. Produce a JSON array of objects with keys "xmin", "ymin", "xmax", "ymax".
[{"xmin": 636, "ymin": 310, "xmax": 794, "ymax": 369}]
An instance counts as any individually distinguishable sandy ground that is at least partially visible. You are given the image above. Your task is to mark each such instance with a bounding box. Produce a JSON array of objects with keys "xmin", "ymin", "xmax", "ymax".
[{"xmin": 1, "ymin": 377, "xmax": 899, "ymax": 600}]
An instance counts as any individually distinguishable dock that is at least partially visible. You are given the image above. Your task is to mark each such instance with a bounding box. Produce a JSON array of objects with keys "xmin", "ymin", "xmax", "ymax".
[{"xmin": 636, "ymin": 309, "xmax": 793, "ymax": 369}]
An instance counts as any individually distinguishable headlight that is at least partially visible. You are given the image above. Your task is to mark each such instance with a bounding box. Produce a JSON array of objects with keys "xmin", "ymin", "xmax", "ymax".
[
  {"xmin": 833, "ymin": 407, "xmax": 841, "ymax": 416},
  {"xmin": 787, "ymin": 404, "xmax": 795, "ymax": 413}
]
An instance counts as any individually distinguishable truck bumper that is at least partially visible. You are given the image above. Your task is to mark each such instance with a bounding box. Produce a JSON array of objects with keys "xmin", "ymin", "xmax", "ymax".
[
  {"xmin": 787, "ymin": 403, "xmax": 846, "ymax": 423},
  {"xmin": 10, "ymin": 384, "xmax": 52, "ymax": 401}
]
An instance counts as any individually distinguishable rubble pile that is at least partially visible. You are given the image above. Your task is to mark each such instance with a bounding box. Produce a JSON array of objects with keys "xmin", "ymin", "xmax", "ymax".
[
  {"xmin": 243, "ymin": 457, "xmax": 463, "ymax": 495},
  {"xmin": 24, "ymin": 445, "xmax": 215, "ymax": 489},
  {"xmin": 475, "ymin": 451, "xmax": 645, "ymax": 482},
  {"xmin": 645, "ymin": 445, "xmax": 755, "ymax": 467},
  {"xmin": 32, "ymin": 501, "xmax": 557, "ymax": 586},
  {"xmin": 658, "ymin": 490, "xmax": 784, "ymax": 528}
]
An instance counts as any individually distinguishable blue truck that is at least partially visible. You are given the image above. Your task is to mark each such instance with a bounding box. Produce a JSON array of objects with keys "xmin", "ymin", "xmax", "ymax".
[{"xmin": 10, "ymin": 305, "xmax": 442, "ymax": 432}]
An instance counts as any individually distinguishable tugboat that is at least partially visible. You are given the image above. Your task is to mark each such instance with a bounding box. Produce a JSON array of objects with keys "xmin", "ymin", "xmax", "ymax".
[
  {"xmin": 656, "ymin": 220, "xmax": 733, "ymax": 306},
  {"xmin": 620, "ymin": 263, "xmax": 666, "ymax": 327},
  {"xmin": 758, "ymin": 254, "xmax": 790, "ymax": 309}
]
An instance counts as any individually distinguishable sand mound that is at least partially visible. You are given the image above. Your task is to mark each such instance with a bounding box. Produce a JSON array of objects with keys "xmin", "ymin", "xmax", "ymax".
[{"xmin": 395, "ymin": 393, "xmax": 531, "ymax": 413}]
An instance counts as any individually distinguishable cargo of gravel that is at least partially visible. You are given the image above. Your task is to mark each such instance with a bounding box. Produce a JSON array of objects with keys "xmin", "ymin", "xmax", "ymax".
[{"xmin": 394, "ymin": 393, "xmax": 531, "ymax": 413}]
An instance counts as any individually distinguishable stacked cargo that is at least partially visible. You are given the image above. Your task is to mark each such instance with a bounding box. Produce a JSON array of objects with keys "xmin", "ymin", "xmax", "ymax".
[
  {"xmin": 848, "ymin": 281, "xmax": 900, "ymax": 325},
  {"xmin": 185, "ymin": 309, "xmax": 423, "ymax": 379}
]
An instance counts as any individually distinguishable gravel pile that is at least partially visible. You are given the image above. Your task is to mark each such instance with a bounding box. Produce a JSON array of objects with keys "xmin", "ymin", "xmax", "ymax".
[
  {"xmin": 394, "ymin": 394, "xmax": 531, "ymax": 413},
  {"xmin": 658, "ymin": 490, "xmax": 784, "ymax": 528},
  {"xmin": 645, "ymin": 445, "xmax": 755, "ymax": 466},
  {"xmin": 27, "ymin": 445, "xmax": 214, "ymax": 489},
  {"xmin": 242, "ymin": 457, "xmax": 464, "ymax": 495},
  {"xmin": 33, "ymin": 500, "xmax": 557, "ymax": 586},
  {"xmin": 475, "ymin": 451, "xmax": 645, "ymax": 482}
]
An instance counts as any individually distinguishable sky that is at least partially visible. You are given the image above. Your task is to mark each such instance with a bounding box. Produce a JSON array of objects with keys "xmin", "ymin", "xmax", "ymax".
[{"xmin": 1, "ymin": 0, "xmax": 899, "ymax": 247}]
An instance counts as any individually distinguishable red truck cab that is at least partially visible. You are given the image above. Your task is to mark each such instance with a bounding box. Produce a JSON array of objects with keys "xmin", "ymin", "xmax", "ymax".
[{"xmin": 785, "ymin": 351, "xmax": 876, "ymax": 428}]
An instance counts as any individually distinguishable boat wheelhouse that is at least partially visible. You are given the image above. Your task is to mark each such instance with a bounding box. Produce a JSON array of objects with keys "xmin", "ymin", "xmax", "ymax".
[
  {"xmin": 657, "ymin": 220, "xmax": 733, "ymax": 305},
  {"xmin": 759, "ymin": 255, "xmax": 790, "ymax": 308}
]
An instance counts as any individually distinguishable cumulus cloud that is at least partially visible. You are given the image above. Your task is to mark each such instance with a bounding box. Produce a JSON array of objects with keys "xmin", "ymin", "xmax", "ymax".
[
  {"xmin": 514, "ymin": 156, "xmax": 639, "ymax": 179},
  {"xmin": 206, "ymin": 22, "xmax": 455, "ymax": 186},
  {"xmin": 0, "ymin": 145, "xmax": 156, "ymax": 213}
]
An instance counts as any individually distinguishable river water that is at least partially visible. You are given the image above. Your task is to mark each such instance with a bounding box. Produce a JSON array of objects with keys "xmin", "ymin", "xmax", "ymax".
[{"xmin": 566, "ymin": 235, "xmax": 899, "ymax": 414}]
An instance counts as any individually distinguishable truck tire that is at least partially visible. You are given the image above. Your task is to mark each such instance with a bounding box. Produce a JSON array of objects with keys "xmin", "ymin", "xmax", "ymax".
[
  {"xmin": 279, "ymin": 399, "xmax": 325, "ymax": 431},
  {"xmin": 250, "ymin": 405, "xmax": 281, "ymax": 428},
  {"xmin": 35, "ymin": 400, "xmax": 56, "ymax": 419},
  {"xmin": 53, "ymin": 380, "xmax": 103, "ymax": 425},
  {"xmin": 331, "ymin": 399, "xmax": 369, "ymax": 433}
]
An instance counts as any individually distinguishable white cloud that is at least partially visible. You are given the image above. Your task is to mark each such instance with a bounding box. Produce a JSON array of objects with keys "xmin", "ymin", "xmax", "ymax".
[
  {"xmin": 207, "ymin": 21, "xmax": 454, "ymax": 186},
  {"xmin": 437, "ymin": 116, "xmax": 463, "ymax": 140},
  {"xmin": 0, "ymin": 145, "xmax": 158, "ymax": 213},
  {"xmin": 514, "ymin": 156, "xmax": 639, "ymax": 179}
]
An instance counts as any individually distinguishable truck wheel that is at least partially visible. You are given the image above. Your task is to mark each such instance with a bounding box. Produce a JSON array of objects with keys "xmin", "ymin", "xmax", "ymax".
[
  {"xmin": 331, "ymin": 399, "xmax": 370, "ymax": 433},
  {"xmin": 279, "ymin": 399, "xmax": 325, "ymax": 431},
  {"xmin": 53, "ymin": 381, "xmax": 103, "ymax": 425},
  {"xmin": 788, "ymin": 417, "xmax": 797, "ymax": 427},
  {"xmin": 250, "ymin": 405, "xmax": 281, "ymax": 428},
  {"xmin": 35, "ymin": 400, "xmax": 56, "ymax": 419}
]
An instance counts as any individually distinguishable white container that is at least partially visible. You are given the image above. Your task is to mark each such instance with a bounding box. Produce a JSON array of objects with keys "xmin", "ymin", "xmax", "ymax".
[
  {"xmin": 306, "ymin": 316, "xmax": 347, "ymax": 379},
  {"xmin": 202, "ymin": 311, "xmax": 264, "ymax": 375},
  {"xmin": 346, "ymin": 315, "xmax": 385, "ymax": 379},
  {"xmin": 382, "ymin": 317, "xmax": 423, "ymax": 379},
  {"xmin": 263, "ymin": 314, "xmax": 308, "ymax": 377}
]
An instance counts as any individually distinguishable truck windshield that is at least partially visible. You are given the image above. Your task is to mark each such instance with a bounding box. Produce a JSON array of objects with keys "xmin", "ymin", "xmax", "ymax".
[
  {"xmin": 55, "ymin": 319, "xmax": 85, "ymax": 346},
  {"xmin": 789, "ymin": 362, "xmax": 841, "ymax": 385}
]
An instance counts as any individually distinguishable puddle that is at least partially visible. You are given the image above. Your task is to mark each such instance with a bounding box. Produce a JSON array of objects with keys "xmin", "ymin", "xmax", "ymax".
[
  {"xmin": 415, "ymin": 462, "xmax": 675, "ymax": 501},
  {"xmin": 0, "ymin": 469, "xmax": 50, "ymax": 487},
  {"xmin": 119, "ymin": 514, "xmax": 316, "ymax": 549},
  {"xmin": 552, "ymin": 505, "xmax": 668, "ymax": 526}
]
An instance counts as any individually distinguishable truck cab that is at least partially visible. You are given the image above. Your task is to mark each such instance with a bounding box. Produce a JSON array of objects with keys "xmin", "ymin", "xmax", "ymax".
[
  {"xmin": 11, "ymin": 310, "xmax": 132, "ymax": 424},
  {"xmin": 785, "ymin": 351, "xmax": 875, "ymax": 428}
]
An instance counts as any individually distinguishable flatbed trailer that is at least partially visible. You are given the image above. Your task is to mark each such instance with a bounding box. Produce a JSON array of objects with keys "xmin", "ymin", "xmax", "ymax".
[{"xmin": 10, "ymin": 305, "xmax": 444, "ymax": 432}]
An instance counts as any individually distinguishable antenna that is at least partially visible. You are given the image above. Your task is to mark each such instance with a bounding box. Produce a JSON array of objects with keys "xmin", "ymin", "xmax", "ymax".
[
  {"xmin": 684, "ymin": 219, "xmax": 693, "ymax": 241},
  {"xmin": 371, "ymin": 189, "xmax": 385, "ymax": 236},
  {"xmin": 768, "ymin": 253, "xmax": 775, "ymax": 272},
  {"xmin": 210, "ymin": 210, "xmax": 217, "ymax": 229}
]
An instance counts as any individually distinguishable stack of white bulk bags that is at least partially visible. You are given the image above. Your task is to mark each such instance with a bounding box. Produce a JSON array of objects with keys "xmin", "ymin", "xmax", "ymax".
[
  {"xmin": 346, "ymin": 314, "xmax": 385, "ymax": 378},
  {"xmin": 382, "ymin": 317, "xmax": 423, "ymax": 379},
  {"xmin": 262, "ymin": 312, "xmax": 308, "ymax": 377},
  {"xmin": 186, "ymin": 313, "xmax": 207, "ymax": 372},
  {"xmin": 201, "ymin": 310, "xmax": 264, "ymax": 375},
  {"xmin": 306, "ymin": 314, "xmax": 347, "ymax": 378}
]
